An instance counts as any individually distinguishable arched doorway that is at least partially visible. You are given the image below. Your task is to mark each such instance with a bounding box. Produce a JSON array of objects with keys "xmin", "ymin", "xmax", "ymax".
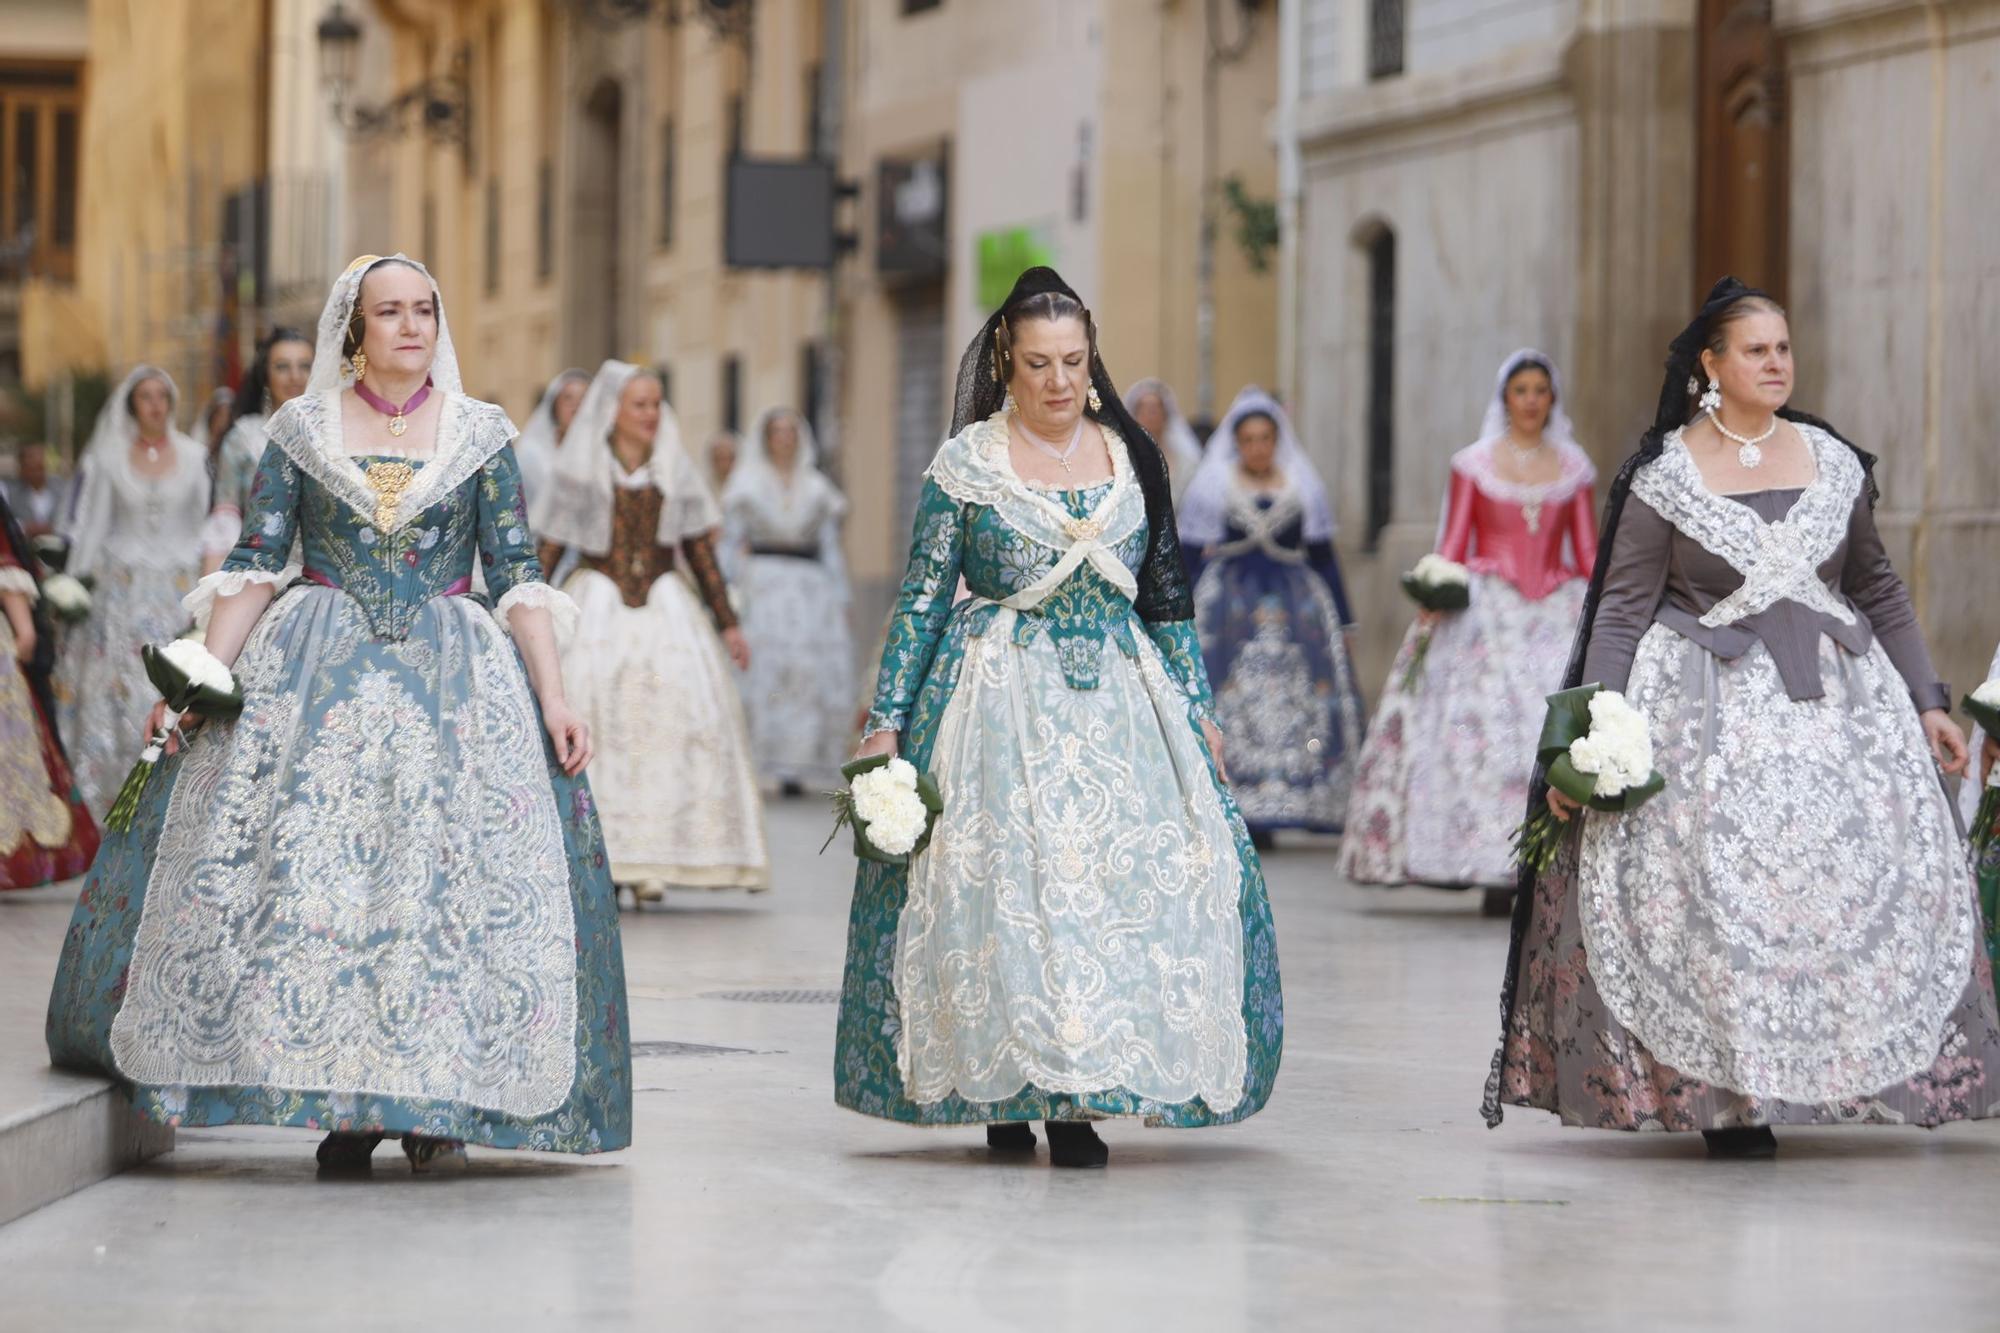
[{"xmin": 571, "ymin": 77, "xmax": 623, "ymax": 364}]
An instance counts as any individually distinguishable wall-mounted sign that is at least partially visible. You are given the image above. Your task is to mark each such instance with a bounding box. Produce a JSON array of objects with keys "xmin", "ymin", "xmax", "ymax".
[
  {"xmin": 976, "ymin": 224, "xmax": 1057, "ymax": 311},
  {"xmin": 877, "ymin": 146, "xmax": 949, "ymax": 278}
]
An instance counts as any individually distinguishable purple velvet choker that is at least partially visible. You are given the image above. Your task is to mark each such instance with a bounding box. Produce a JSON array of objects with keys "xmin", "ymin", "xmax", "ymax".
[{"xmin": 353, "ymin": 375, "xmax": 433, "ymax": 437}]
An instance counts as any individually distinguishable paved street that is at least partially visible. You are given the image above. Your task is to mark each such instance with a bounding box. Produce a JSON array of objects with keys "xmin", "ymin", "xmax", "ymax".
[{"xmin": 2, "ymin": 797, "xmax": 1998, "ymax": 1330}]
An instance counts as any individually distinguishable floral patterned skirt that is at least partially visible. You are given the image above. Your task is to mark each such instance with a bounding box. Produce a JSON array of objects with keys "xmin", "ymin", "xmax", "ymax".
[
  {"xmin": 1342, "ymin": 574, "xmax": 1583, "ymax": 889},
  {"xmin": 1489, "ymin": 631, "xmax": 2000, "ymax": 1131},
  {"xmin": 0, "ymin": 641, "xmax": 98, "ymax": 890},
  {"xmin": 1194, "ymin": 554, "xmax": 1364, "ymax": 833},
  {"xmin": 44, "ymin": 587, "xmax": 631, "ymax": 1153},
  {"xmin": 835, "ymin": 606, "xmax": 1283, "ymax": 1127}
]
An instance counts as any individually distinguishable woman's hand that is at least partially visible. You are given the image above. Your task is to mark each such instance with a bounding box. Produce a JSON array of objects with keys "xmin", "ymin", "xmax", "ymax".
[
  {"xmin": 1415, "ymin": 608, "xmax": 1442, "ymax": 631},
  {"xmin": 12, "ymin": 624, "xmax": 34, "ymax": 665},
  {"xmin": 1545, "ymin": 787, "xmax": 1582, "ymax": 822},
  {"xmin": 721, "ymin": 627, "xmax": 751, "ymax": 671},
  {"xmin": 1921, "ymin": 708, "xmax": 1969, "ymax": 776},
  {"xmin": 542, "ymin": 697, "xmax": 593, "ymax": 776},
  {"xmin": 855, "ymin": 729, "xmax": 898, "ymax": 761},
  {"xmin": 1201, "ymin": 718, "xmax": 1230, "ymax": 785},
  {"xmin": 141, "ymin": 699, "xmax": 190, "ymax": 757}
]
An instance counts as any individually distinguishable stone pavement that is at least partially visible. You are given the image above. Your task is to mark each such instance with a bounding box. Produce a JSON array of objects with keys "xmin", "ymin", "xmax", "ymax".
[{"xmin": 1, "ymin": 798, "xmax": 1997, "ymax": 1329}]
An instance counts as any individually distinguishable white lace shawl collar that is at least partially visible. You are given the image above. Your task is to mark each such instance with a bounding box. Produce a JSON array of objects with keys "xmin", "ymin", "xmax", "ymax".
[
  {"xmin": 1451, "ymin": 437, "xmax": 1596, "ymax": 507},
  {"xmin": 927, "ymin": 411, "xmax": 1144, "ymax": 554},
  {"xmin": 268, "ymin": 388, "xmax": 518, "ymax": 532},
  {"xmin": 1630, "ymin": 423, "xmax": 1861, "ymax": 628}
]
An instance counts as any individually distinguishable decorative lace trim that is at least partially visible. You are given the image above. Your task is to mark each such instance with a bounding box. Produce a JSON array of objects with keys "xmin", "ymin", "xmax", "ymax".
[
  {"xmin": 495, "ymin": 581, "xmax": 580, "ymax": 647},
  {"xmin": 1211, "ymin": 481, "xmax": 1308, "ymax": 564},
  {"xmin": 928, "ymin": 412, "xmax": 1146, "ymax": 557},
  {"xmin": 1630, "ymin": 425, "xmax": 1860, "ymax": 628},
  {"xmin": 269, "ymin": 390, "xmax": 517, "ymax": 534},
  {"xmin": 1451, "ymin": 438, "xmax": 1595, "ymax": 506},
  {"xmin": 182, "ymin": 567, "xmax": 295, "ymax": 629},
  {"xmin": 0, "ymin": 567, "xmax": 38, "ymax": 600}
]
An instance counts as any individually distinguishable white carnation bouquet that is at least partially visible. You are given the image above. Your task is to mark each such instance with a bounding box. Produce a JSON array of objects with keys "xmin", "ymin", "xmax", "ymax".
[
  {"xmin": 1398, "ymin": 554, "xmax": 1471, "ymax": 688},
  {"xmin": 104, "ymin": 638, "xmax": 244, "ymax": 831},
  {"xmin": 1513, "ymin": 684, "xmax": 1666, "ymax": 872},
  {"xmin": 823, "ymin": 754, "xmax": 943, "ymax": 864},
  {"xmin": 40, "ymin": 573, "xmax": 92, "ymax": 623}
]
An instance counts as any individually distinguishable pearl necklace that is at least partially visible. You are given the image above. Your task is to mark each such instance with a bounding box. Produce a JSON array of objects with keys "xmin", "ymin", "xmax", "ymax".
[
  {"xmin": 1706, "ymin": 407, "xmax": 1777, "ymax": 469},
  {"xmin": 1501, "ymin": 433, "xmax": 1545, "ymax": 468}
]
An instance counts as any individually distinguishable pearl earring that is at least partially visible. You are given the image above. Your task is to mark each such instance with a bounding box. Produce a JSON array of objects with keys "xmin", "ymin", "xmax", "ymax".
[
  {"xmin": 1087, "ymin": 385, "xmax": 1103, "ymax": 413},
  {"xmin": 1001, "ymin": 390, "xmax": 1016, "ymax": 414},
  {"xmin": 1698, "ymin": 377, "xmax": 1721, "ymax": 413}
]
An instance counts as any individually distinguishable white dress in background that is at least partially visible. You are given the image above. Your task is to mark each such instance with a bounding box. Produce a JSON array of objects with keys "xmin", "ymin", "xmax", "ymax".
[
  {"xmin": 723, "ymin": 410, "xmax": 855, "ymax": 789},
  {"xmin": 58, "ymin": 367, "xmax": 210, "ymax": 812}
]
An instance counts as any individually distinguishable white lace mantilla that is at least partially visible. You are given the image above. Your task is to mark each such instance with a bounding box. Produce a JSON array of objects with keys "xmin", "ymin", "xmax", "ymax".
[
  {"xmin": 1630, "ymin": 425, "xmax": 1859, "ymax": 629},
  {"xmin": 268, "ymin": 389, "xmax": 519, "ymax": 536},
  {"xmin": 1450, "ymin": 437, "xmax": 1595, "ymax": 508},
  {"xmin": 928, "ymin": 413, "xmax": 1146, "ymax": 604}
]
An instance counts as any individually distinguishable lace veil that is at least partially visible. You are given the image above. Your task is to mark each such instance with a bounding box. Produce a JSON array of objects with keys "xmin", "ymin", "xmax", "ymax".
[
  {"xmin": 950, "ymin": 266, "xmax": 1192, "ymax": 624},
  {"xmin": 538, "ymin": 359, "xmax": 720, "ymax": 556},
  {"xmin": 723, "ymin": 407, "xmax": 847, "ymax": 520},
  {"xmin": 308, "ymin": 254, "xmax": 463, "ymax": 396},
  {"xmin": 1121, "ymin": 377, "xmax": 1204, "ymax": 493},
  {"xmin": 1178, "ymin": 386, "xmax": 1334, "ymax": 548},
  {"xmin": 65, "ymin": 366, "xmax": 208, "ymax": 577},
  {"xmin": 517, "ymin": 367, "xmax": 590, "ymax": 532}
]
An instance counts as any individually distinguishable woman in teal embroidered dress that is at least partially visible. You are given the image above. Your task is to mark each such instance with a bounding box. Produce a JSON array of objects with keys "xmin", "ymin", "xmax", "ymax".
[
  {"xmin": 835, "ymin": 269, "xmax": 1283, "ymax": 1168},
  {"xmin": 43, "ymin": 255, "xmax": 631, "ymax": 1172}
]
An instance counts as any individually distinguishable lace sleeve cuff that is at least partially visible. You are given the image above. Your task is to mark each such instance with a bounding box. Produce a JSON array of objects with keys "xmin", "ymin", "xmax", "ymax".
[
  {"xmin": 183, "ymin": 567, "xmax": 293, "ymax": 628},
  {"xmin": 0, "ymin": 567, "xmax": 37, "ymax": 600},
  {"xmin": 861, "ymin": 709, "xmax": 905, "ymax": 742},
  {"xmin": 495, "ymin": 581, "xmax": 579, "ymax": 647}
]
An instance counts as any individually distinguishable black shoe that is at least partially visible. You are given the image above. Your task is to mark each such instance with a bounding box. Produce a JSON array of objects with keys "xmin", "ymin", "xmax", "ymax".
[
  {"xmin": 1702, "ymin": 1126, "xmax": 1777, "ymax": 1159},
  {"xmin": 1249, "ymin": 829, "xmax": 1277, "ymax": 853},
  {"xmin": 315, "ymin": 1131, "xmax": 384, "ymax": 1174},
  {"xmin": 1045, "ymin": 1121, "xmax": 1109, "ymax": 1169},
  {"xmin": 985, "ymin": 1122, "xmax": 1036, "ymax": 1152},
  {"xmin": 1479, "ymin": 889, "xmax": 1514, "ymax": 918},
  {"xmin": 780, "ymin": 780, "xmax": 806, "ymax": 798}
]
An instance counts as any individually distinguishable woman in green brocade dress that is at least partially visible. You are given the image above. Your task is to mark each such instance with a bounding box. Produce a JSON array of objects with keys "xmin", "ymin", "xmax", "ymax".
[{"xmin": 835, "ymin": 269, "xmax": 1283, "ymax": 1168}]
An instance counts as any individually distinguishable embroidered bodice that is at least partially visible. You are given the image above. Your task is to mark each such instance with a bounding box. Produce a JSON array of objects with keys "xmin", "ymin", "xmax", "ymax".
[
  {"xmin": 727, "ymin": 477, "xmax": 844, "ymax": 556},
  {"xmin": 201, "ymin": 389, "xmax": 551, "ymax": 641},
  {"xmin": 1437, "ymin": 439, "xmax": 1597, "ymax": 601},
  {"xmin": 865, "ymin": 413, "xmax": 1214, "ymax": 736},
  {"xmin": 1183, "ymin": 476, "xmax": 1356, "ymax": 626},
  {"xmin": 1582, "ymin": 424, "xmax": 1946, "ymax": 708}
]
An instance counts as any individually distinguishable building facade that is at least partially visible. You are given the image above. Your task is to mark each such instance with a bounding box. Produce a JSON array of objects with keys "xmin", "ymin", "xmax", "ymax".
[{"xmin": 837, "ymin": 0, "xmax": 1283, "ymax": 631}]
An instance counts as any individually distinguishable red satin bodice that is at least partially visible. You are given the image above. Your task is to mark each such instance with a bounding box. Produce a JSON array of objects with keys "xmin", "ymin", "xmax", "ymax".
[{"xmin": 1436, "ymin": 444, "xmax": 1598, "ymax": 601}]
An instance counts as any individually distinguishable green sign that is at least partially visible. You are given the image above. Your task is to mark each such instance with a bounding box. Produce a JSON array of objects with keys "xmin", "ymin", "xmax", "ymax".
[{"xmin": 976, "ymin": 225, "xmax": 1057, "ymax": 310}]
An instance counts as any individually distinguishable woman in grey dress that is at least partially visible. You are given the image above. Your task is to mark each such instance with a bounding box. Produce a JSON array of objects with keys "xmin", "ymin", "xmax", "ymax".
[{"xmin": 1484, "ymin": 278, "xmax": 2000, "ymax": 1156}]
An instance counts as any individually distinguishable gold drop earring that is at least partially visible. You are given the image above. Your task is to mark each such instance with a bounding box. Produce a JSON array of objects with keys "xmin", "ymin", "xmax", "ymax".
[
  {"xmin": 1087, "ymin": 385, "xmax": 1102, "ymax": 413},
  {"xmin": 349, "ymin": 350, "xmax": 368, "ymax": 383}
]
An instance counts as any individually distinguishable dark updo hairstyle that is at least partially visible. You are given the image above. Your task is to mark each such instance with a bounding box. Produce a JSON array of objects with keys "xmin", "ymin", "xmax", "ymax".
[
  {"xmin": 231, "ymin": 326, "xmax": 312, "ymax": 430},
  {"xmin": 1503, "ymin": 357, "xmax": 1557, "ymax": 401},
  {"xmin": 992, "ymin": 287, "xmax": 1099, "ymax": 399},
  {"xmin": 1232, "ymin": 408, "xmax": 1280, "ymax": 441},
  {"xmin": 343, "ymin": 256, "xmax": 435, "ymax": 361}
]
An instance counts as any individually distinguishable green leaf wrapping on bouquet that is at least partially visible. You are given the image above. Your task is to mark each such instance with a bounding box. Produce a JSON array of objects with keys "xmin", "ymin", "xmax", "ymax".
[
  {"xmin": 141, "ymin": 642, "xmax": 244, "ymax": 721},
  {"xmin": 1962, "ymin": 692, "xmax": 2000, "ymax": 743},
  {"xmin": 1972, "ymin": 786, "xmax": 2000, "ymax": 861},
  {"xmin": 1531, "ymin": 683, "xmax": 1666, "ymax": 812},
  {"xmin": 821, "ymin": 753, "xmax": 945, "ymax": 865},
  {"xmin": 1400, "ymin": 573, "xmax": 1470, "ymax": 613}
]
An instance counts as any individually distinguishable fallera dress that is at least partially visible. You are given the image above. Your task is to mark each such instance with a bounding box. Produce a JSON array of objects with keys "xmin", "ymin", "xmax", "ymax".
[
  {"xmin": 834, "ymin": 412, "xmax": 1283, "ymax": 1127},
  {"xmin": 0, "ymin": 500, "xmax": 99, "ymax": 890},
  {"xmin": 43, "ymin": 388, "xmax": 631, "ymax": 1152},
  {"xmin": 1487, "ymin": 424, "xmax": 2000, "ymax": 1131},
  {"xmin": 1342, "ymin": 437, "xmax": 1597, "ymax": 888}
]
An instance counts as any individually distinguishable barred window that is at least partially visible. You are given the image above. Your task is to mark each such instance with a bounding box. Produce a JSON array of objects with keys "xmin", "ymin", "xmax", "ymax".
[{"xmin": 1368, "ymin": 0, "xmax": 1405, "ymax": 80}]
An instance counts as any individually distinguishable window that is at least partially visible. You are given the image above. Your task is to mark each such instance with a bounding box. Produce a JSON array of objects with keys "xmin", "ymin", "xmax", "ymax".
[
  {"xmin": 1363, "ymin": 226, "xmax": 1396, "ymax": 550},
  {"xmin": 721, "ymin": 354, "xmax": 742, "ymax": 432},
  {"xmin": 800, "ymin": 340, "xmax": 821, "ymax": 443},
  {"xmin": 902, "ymin": 0, "xmax": 942, "ymax": 13},
  {"xmin": 536, "ymin": 159, "xmax": 554, "ymax": 279},
  {"xmin": 422, "ymin": 194, "xmax": 437, "ymax": 269},
  {"xmin": 726, "ymin": 94, "xmax": 745, "ymax": 160},
  {"xmin": 805, "ymin": 63, "xmax": 823, "ymax": 159},
  {"xmin": 1368, "ymin": 0, "xmax": 1405, "ymax": 80},
  {"xmin": 658, "ymin": 117, "xmax": 676, "ymax": 248},
  {"xmin": 0, "ymin": 62, "xmax": 83, "ymax": 280},
  {"xmin": 484, "ymin": 177, "xmax": 501, "ymax": 295},
  {"xmin": 656, "ymin": 360, "xmax": 673, "ymax": 408}
]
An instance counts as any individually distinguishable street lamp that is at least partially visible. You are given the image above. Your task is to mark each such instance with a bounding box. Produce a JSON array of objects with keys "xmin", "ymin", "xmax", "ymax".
[{"xmin": 314, "ymin": 2, "xmax": 472, "ymax": 160}]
